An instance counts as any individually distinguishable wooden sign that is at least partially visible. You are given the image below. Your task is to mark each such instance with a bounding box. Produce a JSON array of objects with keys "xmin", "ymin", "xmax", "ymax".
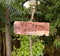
[{"xmin": 14, "ymin": 21, "xmax": 50, "ymax": 36}]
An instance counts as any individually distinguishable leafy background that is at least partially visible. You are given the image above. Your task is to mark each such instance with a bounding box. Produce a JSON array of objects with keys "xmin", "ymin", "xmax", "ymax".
[{"xmin": 0, "ymin": 0, "xmax": 60, "ymax": 56}]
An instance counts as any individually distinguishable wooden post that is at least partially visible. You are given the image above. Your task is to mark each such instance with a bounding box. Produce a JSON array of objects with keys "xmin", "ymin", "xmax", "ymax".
[
  {"xmin": 30, "ymin": 5, "xmax": 36, "ymax": 21},
  {"xmin": 29, "ymin": 36, "xmax": 32, "ymax": 56},
  {"xmin": 29, "ymin": 5, "xmax": 36, "ymax": 56}
]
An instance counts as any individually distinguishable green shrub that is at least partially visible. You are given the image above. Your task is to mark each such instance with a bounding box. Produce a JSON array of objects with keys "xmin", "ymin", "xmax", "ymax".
[{"xmin": 11, "ymin": 35, "xmax": 44, "ymax": 56}]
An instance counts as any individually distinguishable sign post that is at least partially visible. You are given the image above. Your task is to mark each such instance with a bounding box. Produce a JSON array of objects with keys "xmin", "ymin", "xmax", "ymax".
[{"xmin": 14, "ymin": 1, "xmax": 49, "ymax": 56}]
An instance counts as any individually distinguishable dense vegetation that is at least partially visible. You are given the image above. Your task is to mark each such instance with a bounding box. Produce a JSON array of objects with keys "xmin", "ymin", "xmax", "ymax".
[{"xmin": 0, "ymin": 0, "xmax": 60, "ymax": 56}]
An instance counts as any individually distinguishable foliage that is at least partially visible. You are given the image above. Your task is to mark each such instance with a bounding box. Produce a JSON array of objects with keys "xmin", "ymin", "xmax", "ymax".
[
  {"xmin": 53, "ymin": 39, "xmax": 60, "ymax": 49},
  {"xmin": 0, "ymin": 0, "xmax": 60, "ymax": 56},
  {"xmin": 11, "ymin": 35, "xmax": 44, "ymax": 56},
  {"xmin": 36, "ymin": 0, "xmax": 60, "ymax": 35}
]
